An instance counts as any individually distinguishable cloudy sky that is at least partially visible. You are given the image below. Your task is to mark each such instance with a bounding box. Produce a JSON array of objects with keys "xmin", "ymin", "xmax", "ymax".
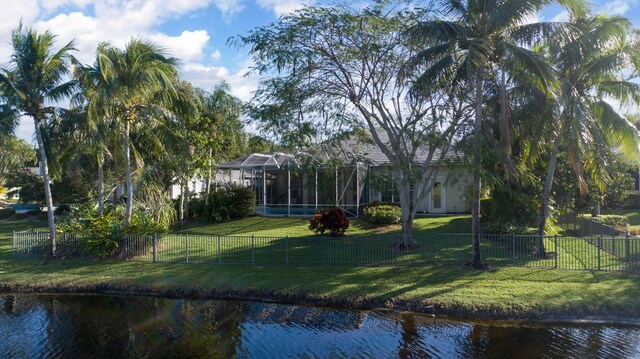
[{"xmin": 2, "ymin": 0, "xmax": 639, "ymax": 143}]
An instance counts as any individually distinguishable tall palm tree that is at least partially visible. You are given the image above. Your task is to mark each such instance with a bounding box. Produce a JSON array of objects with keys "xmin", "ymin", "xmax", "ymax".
[
  {"xmin": 0, "ymin": 24, "xmax": 76, "ymax": 255},
  {"xmin": 535, "ymin": 14, "xmax": 640, "ymax": 249},
  {"xmin": 409, "ymin": 0, "xmax": 559, "ymax": 268},
  {"xmin": 89, "ymin": 39, "xmax": 180, "ymax": 227}
]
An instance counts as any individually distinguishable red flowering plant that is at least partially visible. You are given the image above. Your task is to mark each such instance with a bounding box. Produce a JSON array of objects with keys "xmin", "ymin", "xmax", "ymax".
[{"xmin": 308, "ymin": 207, "xmax": 349, "ymax": 236}]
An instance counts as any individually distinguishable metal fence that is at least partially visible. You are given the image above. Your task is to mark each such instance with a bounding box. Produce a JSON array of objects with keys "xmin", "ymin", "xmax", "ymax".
[{"xmin": 12, "ymin": 230, "xmax": 640, "ymax": 271}]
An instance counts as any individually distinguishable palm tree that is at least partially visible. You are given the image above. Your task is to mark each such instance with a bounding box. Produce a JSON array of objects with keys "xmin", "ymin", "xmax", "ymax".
[
  {"xmin": 535, "ymin": 14, "xmax": 640, "ymax": 251},
  {"xmin": 409, "ymin": 0, "xmax": 559, "ymax": 268},
  {"xmin": 0, "ymin": 24, "xmax": 76, "ymax": 255},
  {"xmin": 89, "ymin": 39, "xmax": 180, "ymax": 227}
]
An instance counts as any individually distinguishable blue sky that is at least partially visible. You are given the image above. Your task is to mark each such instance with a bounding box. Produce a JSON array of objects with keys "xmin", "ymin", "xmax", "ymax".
[{"xmin": 2, "ymin": 0, "xmax": 639, "ymax": 143}]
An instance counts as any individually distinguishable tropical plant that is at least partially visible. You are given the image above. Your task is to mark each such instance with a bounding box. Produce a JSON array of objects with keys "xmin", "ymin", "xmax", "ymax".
[
  {"xmin": 309, "ymin": 207, "xmax": 350, "ymax": 236},
  {"xmin": 408, "ymin": 0, "xmax": 563, "ymax": 268},
  {"xmin": 86, "ymin": 39, "xmax": 181, "ymax": 228},
  {"xmin": 534, "ymin": 13, "xmax": 640, "ymax": 256},
  {"xmin": 0, "ymin": 23, "xmax": 77, "ymax": 255}
]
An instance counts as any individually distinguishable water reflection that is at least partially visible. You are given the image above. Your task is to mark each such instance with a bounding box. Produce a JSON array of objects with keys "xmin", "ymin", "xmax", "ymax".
[{"xmin": 0, "ymin": 294, "xmax": 639, "ymax": 358}]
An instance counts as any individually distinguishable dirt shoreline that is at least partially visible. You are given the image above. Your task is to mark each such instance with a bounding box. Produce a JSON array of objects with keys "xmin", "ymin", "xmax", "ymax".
[{"xmin": 1, "ymin": 282, "xmax": 639, "ymax": 325}]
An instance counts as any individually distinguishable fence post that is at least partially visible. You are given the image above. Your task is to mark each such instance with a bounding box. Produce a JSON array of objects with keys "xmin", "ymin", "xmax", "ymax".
[
  {"xmin": 512, "ymin": 233, "xmax": 516, "ymax": 266},
  {"xmin": 597, "ymin": 236, "xmax": 602, "ymax": 271},
  {"xmin": 285, "ymin": 236, "xmax": 289, "ymax": 266},
  {"xmin": 152, "ymin": 232, "xmax": 157, "ymax": 263},
  {"xmin": 123, "ymin": 234, "xmax": 128, "ymax": 260},
  {"xmin": 251, "ymin": 235, "xmax": 255, "ymax": 266},
  {"xmin": 217, "ymin": 235, "xmax": 221, "ymax": 265},
  {"xmin": 12, "ymin": 231, "xmax": 15, "ymax": 257},
  {"xmin": 554, "ymin": 235, "xmax": 558, "ymax": 269},
  {"xmin": 185, "ymin": 234, "xmax": 189, "ymax": 263},
  {"xmin": 626, "ymin": 232, "xmax": 631, "ymax": 271}
]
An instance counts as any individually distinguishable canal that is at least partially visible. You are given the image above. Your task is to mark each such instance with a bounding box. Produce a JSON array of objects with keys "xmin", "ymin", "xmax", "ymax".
[{"xmin": 0, "ymin": 294, "xmax": 638, "ymax": 358}]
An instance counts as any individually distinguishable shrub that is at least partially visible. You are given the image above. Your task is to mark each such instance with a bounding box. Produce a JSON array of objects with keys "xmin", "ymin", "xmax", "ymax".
[
  {"xmin": 363, "ymin": 204, "xmax": 401, "ymax": 225},
  {"xmin": 309, "ymin": 207, "xmax": 349, "ymax": 236},
  {"xmin": 592, "ymin": 214, "xmax": 629, "ymax": 229},
  {"xmin": 228, "ymin": 186, "xmax": 256, "ymax": 219},
  {"xmin": 54, "ymin": 204, "xmax": 73, "ymax": 216},
  {"xmin": 623, "ymin": 191, "xmax": 640, "ymax": 209},
  {"xmin": 0, "ymin": 208, "xmax": 16, "ymax": 219},
  {"xmin": 201, "ymin": 186, "xmax": 255, "ymax": 223},
  {"xmin": 629, "ymin": 226, "xmax": 640, "ymax": 236},
  {"xmin": 203, "ymin": 191, "xmax": 231, "ymax": 223}
]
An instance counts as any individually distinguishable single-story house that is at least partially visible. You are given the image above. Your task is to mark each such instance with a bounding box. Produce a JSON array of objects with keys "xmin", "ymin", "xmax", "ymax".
[{"xmin": 215, "ymin": 132, "xmax": 471, "ymax": 217}]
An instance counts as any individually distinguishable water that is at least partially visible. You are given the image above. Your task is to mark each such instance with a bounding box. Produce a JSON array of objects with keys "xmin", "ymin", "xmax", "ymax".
[{"xmin": 0, "ymin": 294, "xmax": 639, "ymax": 358}]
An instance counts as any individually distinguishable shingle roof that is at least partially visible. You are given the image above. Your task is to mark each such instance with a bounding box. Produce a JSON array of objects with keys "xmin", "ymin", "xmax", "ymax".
[{"xmin": 218, "ymin": 131, "xmax": 462, "ymax": 169}]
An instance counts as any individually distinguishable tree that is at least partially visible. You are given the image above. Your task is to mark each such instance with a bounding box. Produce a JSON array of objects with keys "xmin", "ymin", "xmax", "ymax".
[
  {"xmin": 535, "ymin": 13, "xmax": 640, "ymax": 254},
  {"xmin": 0, "ymin": 136, "xmax": 36, "ymax": 187},
  {"xmin": 87, "ymin": 39, "xmax": 180, "ymax": 227},
  {"xmin": 0, "ymin": 24, "xmax": 77, "ymax": 255},
  {"xmin": 234, "ymin": 5, "xmax": 469, "ymax": 248},
  {"xmin": 408, "ymin": 0, "xmax": 560, "ymax": 267}
]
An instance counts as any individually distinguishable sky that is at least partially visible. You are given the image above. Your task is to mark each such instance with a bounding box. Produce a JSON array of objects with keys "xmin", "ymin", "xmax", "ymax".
[{"xmin": 2, "ymin": 0, "xmax": 639, "ymax": 144}]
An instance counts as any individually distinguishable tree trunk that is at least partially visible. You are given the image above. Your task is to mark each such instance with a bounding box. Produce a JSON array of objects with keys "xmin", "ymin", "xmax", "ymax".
[
  {"xmin": 536, "ymin": 132, "xmax": 562, "ymax": 257},
  {"xmin": 185, "ymin": 182, "xmax": 190, "ymax": 223},
  {"xmin": 124, "ymin": 121, "xmax": 133, "ymax": 228},
  {"xmin": 179, "ymin": 180, "xmax": 185, "ymax": 230},
  {"xmin": 471, "ymin": 75, "xmax": 483, "ymax": 269},
  {"xmin": 205, "ymin": 149, "xmax": 212, "ymax": 206},
  {"xmin": 33, "ymin": 116, "xmax": 56, "ymax": 257},
  {"xmin": 395, "ymin": 180, "xmax": 420, "ymax": 250},
  {"xmin": 97, "ymin": 156, "xmax": 104, "ymax": 216}
]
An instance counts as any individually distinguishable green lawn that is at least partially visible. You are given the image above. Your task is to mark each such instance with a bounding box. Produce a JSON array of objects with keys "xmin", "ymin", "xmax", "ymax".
[{"xmin": 2, "ymin": 216, "xmax": 640, "ymax": 320}]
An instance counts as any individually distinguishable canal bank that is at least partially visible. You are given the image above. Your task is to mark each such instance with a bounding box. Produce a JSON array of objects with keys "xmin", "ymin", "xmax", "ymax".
[{"xmin": 1, "ymin": 258, "xmax": 639, "ymax": 323}]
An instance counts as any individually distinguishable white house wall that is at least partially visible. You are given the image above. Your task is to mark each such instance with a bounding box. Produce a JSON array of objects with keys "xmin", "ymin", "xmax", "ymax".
[{"xmin": 368, "ymin": 165, "xmax": 470, "ymax": 214}]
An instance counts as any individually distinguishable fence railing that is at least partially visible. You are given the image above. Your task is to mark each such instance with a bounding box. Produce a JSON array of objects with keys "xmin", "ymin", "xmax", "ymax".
[{"xmin": 12, "ymin": 231, "xmax": 640, "ymax": 272}]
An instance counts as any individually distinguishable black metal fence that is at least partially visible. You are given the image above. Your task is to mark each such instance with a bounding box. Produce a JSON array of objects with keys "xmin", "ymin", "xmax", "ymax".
[{"xmin": 12, "ymin": 230, "xmax": 640, "ymax": 271}]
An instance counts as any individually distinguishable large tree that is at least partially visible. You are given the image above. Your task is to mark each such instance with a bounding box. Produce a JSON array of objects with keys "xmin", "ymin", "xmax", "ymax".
[
  {"xmin": 408, "ymin": 0, "xmax": 560, "ymax": 267},
  {"xmin": 234, "ymin": 5, "xmax": 468, "ymax": 248},
  {"xmin": 0, "ymin": 136, "xmax": 36, "ymax": 187},
  {"xmin": 535, "ymin": 13, "xmax": 640, "ymax": 250},
  {"xmin": 0, "ymin": 24, "xmax": 77, "ymax": 255},
  {"xmin": 87, "ymin": 39, "xmax": 180, "ymax": 227}
]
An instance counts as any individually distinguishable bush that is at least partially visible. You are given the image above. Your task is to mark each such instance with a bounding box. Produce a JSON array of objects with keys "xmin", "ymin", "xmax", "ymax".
[
  {"xmin": 309, "ymin": 207, "xmax": 349, "ymax": 236},
  {"xmin": 54, "ymin": 204, "xmax": 73, "ymax": 216},
  {"xmin": 622, "ymin": 191, "xmax": 640, "ymax": 209},
  {"xmin": 201, "ymin": 186, "xmax": 255, "ymax": 223},
  {"xmin": 203, "ymin": 191, "xmax": 231, "ymax": 223},
  {"xmin": 592, "ymin": 214, "xmax": 629, "ymax": 229},
  {"xmin": 228, "ymin": 186, "xmax": 256, "ymax": 219},
  {"xmin": 0, "ymin": 208, "xmax": 16, "ymax": 219},
  {"xmin": 363, "ymin": 204, "xmax": 401, "ymax": 225}
]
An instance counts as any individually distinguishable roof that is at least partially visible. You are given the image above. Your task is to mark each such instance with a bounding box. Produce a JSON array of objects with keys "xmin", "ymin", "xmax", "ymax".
[
  {"xmin": 217, "ymin": 152, "xmax": 299, "ymax": 170},
  {"xmin": 218, "ymin": 131, "xmax": 463, "ymax": 169}
]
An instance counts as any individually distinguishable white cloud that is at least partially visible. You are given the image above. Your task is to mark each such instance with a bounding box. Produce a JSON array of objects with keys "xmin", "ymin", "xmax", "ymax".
[
  {"xmin": 214, "ymin": 0, "xmax": 245, "ymax": 18},
  {"xmin": 600, "ymin": 0, "xmax": 638, "ymax": 15},
  {"xmin": 256, "ymin": 0, "xmax": 311, "ymax": 16},
  {"xmin": 210, "ymin": 49, "xmax": 222, "ymax": 61},
  {"xmin": 149, "ymin": 30, "xmax": 210, "ymax": 62},
  {"xmin": 180, "ymin": 60, "xmax": 259, "ymax": 101}
]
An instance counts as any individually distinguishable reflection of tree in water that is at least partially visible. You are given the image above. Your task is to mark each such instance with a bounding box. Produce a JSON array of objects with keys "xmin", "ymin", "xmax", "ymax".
[
  {"xmin": 3, "ymin": 294, "xmax": 640, "ymax": 358},
  {"xmin": 241, "ymin": 301, "xmax": 365, "ymax": 330}
]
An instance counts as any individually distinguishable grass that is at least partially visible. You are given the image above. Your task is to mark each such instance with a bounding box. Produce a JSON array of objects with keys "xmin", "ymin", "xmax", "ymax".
[{"xmin": 2, "ymin": 216, "xmax": 640, "ymax": 320}]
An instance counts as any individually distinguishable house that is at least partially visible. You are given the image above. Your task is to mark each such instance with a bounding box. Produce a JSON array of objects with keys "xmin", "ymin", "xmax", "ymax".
[{"xmin": 216, "ymin": 132, "xmax": 471, "ymax": 217}]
